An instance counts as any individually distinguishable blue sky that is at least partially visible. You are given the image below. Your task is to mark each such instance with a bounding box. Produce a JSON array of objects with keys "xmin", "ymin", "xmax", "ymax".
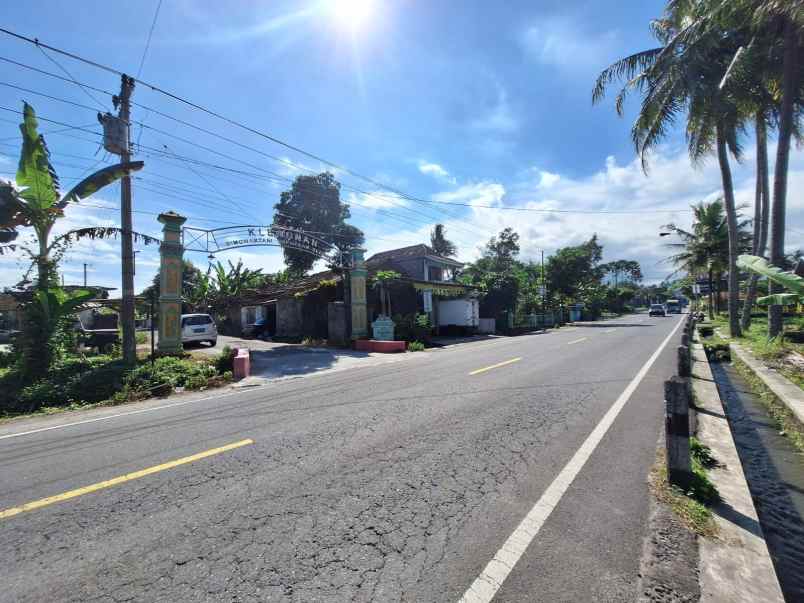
[{"xmin": 1, "ymin": 0, "xmax": 802, "ymax": 291}]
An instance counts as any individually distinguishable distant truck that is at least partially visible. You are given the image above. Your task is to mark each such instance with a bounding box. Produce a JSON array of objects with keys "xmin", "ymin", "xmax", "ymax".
[{"xmin": 665, "ymin": 299, "xmax": 681, "ymax": 314}]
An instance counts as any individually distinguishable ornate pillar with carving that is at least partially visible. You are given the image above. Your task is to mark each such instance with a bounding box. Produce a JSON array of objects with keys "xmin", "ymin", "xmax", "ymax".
[
  {"xmin": 157, "ymin": 211, "xmax": 187, "ymax": 355},
  {"xmin": 348, "ymin": 248, "xmax": 368, "ymax": 339}
]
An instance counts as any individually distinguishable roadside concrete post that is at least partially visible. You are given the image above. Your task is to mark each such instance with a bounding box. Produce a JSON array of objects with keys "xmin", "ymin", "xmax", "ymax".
[
  {"xmin": 157, "ymin": 211, "xmax": 187, "ymax": 355},
  {"xmin": 348, "ymin": 248, "xmax": 368, "ymax": 340},
  {"xmin": 665, "ymin": 376, "xmax": 692, "ymax": 489},
  {"xmin": 678, "ymin": 345, "xmax": 691, "ymax": 377},
  {"xmin": 681, "ymin": 332, "xmax": 689, "ymax": 348}
]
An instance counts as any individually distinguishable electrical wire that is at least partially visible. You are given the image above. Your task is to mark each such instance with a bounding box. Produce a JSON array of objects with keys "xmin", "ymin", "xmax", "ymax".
[
  {"xmin": 136, "ymin": 0, "xmax": 162, "ymax": 79},
  {"xmin": 0, "ymin": 39, "xmax": 693, "ymax": 216},
  {"xmin": 34, "ymin": 44, "xmax": 109, "ymax": 112}
]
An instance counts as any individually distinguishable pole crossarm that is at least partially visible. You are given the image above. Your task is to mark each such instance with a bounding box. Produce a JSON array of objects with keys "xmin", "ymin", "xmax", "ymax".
[{"xmin": 181, "ymin": 225, "xmax": 349, "ymax": 266}]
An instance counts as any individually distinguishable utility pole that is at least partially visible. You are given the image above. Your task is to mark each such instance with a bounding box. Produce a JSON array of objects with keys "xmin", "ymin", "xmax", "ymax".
[
  {"xmin": 540, "ymin": 249, "xmax": 546, "ymax": 310},
  {"xmin": 117, "ymin": 75, "xmax": 136, "ymax": 366},
  {"xmin": 83, "ymin": 263, "xmax": 88, "ymax": 287}
]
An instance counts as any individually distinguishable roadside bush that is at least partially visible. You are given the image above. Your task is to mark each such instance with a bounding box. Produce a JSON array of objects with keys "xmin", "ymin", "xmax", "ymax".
[
  {"xmin": 214, "ymin": 346, "xmax": 236, "ymax": 374},
  {"xmin": 125, "ymin": 356, "xmax": 217, "ymax": 392},
  {"xmin": 408, "ymin": 341, "xmax": 426, "ymax": 352},
  {"xmin": 135, "ymin": 331, "xmax": 148, "ymax": 345}
]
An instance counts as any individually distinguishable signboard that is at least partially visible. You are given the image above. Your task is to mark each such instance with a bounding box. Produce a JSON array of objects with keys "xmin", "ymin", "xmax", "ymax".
[
  {"xmin": 182, "ymin": 224, "xmax": 341, "ymax": 264},
  {"xmin": 423, "ymin": 290, "xmax": 433, "ymax": 312}
]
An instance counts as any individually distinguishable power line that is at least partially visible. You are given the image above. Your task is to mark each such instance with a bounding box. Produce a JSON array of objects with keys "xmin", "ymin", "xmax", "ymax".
[
  {"xmin": 136, "ymin": 0, "xmax": 162, "ymax": 79},
  {"xmin": 34, "ymin": 45, "xmax": 108, "ymax": 112},
  {"xmin": 0, "ymin": 79, "xmax": 479, "ymax": 235},
  {"xmin": 0, "ymin": 33, "xmax": 693, "ymax": 219}
]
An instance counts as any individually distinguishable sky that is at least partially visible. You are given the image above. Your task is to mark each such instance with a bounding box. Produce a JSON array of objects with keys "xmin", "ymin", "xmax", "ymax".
[{"xmin": 1, "ymin": 0, "xmax": 803, "ymax": 293}]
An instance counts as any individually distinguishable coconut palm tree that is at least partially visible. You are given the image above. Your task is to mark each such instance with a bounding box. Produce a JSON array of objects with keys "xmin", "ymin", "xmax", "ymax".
[
  {"xmin": 430, "ymin": 224, "xmax": 457, "ymax": 257},
  {"xmin": 684, "ymin": 0, "xmax": 804, "ymax": 335},
  {"xmin": 592, "ymin": 0, "xmax": 776, "ymax": 336},
  {"xmin": 665, "ymin": 200, "xmax": 732, "ymax": 319}
]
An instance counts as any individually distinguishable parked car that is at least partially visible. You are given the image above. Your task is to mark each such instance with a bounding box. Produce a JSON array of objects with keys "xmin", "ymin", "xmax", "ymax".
[
  {"xmin": 181, "ymin": 314, "xmax": 217, "ymax": 347},
  {"xmin": 0, "ymin": 328, "xmax": 20, "ymax": 344},
  {"xmin": 649, "ymin": 304, "xmax": 667, "ymax": 317},
  {"xmin": 242, "ymin": 318, "xmax": 269, "ymax": 339}
]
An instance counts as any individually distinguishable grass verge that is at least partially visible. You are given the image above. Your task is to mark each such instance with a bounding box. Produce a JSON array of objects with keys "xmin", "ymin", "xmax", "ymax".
[
  {"xmin": 732, "ymin": 354, "xmax": 804, "ymax": 454},
  {"xmin": 712, "ymin": 314, "xmax": 804, "ymax": 391},
  {"xmin": 649, "ymin": 445, "xmax": 719, "ymax": 538}
]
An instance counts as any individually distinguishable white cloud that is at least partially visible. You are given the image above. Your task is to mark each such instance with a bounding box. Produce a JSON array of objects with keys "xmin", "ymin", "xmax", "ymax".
[
  {"xmin": 522, "ymin": 17, "xmax": 619, "ymax": 74},
  {"xmin": 346, "ymin": 190, "xmax": 409, "ymax": 210},
  {"xmin": 360, "ymin": 147, "xmax": 804, "ymax": 284},
  {"xmin": 537, "ymin": 170, "xmax": 561, "ymax": 188},
  {"xmin": 417, "ymin": 161, "xmax": 456, "ymax": 184}
]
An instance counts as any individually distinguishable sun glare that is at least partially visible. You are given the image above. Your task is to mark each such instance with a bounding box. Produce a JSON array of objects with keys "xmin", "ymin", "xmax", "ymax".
[{"xmin": 329, "ymin": 0, "xmax": 374, "ymax": 31}]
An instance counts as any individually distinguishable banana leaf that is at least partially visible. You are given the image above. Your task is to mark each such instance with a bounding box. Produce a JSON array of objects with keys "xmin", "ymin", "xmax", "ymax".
[
  {"xmin": 58, "ymin": 161, "xmax": 145, "ymax": 207},
  {"xmin": 756, "ymin": 293, "xmax": 801, "ymax": 306},
  {"xmin": 16, "ymin": 103, "xmax": 59, "ymax": 210},
  {"xmin": 737, "ymin": 254, "xmax": 804, "ymax": 296}
]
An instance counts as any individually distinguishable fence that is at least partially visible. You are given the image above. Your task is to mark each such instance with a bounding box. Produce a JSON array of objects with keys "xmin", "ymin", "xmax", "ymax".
[{"xmin": 665, "ymin": 313, "xmax": 696, "ymax": 489}]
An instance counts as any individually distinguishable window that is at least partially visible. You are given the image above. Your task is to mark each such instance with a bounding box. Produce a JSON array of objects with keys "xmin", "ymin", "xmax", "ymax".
[
  {"xmin": 182, "ymin": 315, "xmax": 213, "ymax": 327},
  {"xmin": 428, "ymin": 266, "xmax": 443, "ymax": 281}
]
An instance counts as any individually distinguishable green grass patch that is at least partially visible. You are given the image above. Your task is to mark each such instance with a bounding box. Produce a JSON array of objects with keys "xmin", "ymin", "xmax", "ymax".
[
  {"xmin": 650, "ymin": 450, "xmax": 718, "ymax": 538},
  {"xmin": 732, "ymin": 354, "xmax": 804, "ymax": 454},
  {"xmin": 702, "ymin": 337, "xmax": 731, "ymax": 362}
]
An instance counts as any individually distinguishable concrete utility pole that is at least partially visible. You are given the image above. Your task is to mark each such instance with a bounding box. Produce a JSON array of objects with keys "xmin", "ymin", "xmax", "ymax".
[
  {"xmin": 83, "ymin": 263, "xmax": 88, "ymax": 287},
  {"xmin": 117, "ymin": 75, "xmax": 137, "ymax": 365}
]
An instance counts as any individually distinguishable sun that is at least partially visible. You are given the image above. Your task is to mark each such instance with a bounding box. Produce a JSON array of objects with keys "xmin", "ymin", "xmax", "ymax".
[{"xmin": 329, "ymin": 0, "xmax": 374, "ymax": 31}]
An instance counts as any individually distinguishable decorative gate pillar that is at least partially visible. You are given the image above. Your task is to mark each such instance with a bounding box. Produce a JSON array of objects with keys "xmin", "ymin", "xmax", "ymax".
[
  {"xmin": 348, "ymin": 248, "xmax": 368, "ymax": 339},
  {"xmin": 157, "ymin": 211, "xmax": 187, "ymax": 355}
]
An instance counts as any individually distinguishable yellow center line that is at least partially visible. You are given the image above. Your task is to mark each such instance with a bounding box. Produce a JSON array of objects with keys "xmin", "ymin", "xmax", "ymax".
[
  {"xmin": 0, "ymin": 438, "xmax": 254, "ymax": 520},
  {"xmin": 469, "ymin": 357, "xmax": 522, "ymax": 376},
  {"xmin": 567, "ymin": 337, "xmax": 588, "ymax": 345}
]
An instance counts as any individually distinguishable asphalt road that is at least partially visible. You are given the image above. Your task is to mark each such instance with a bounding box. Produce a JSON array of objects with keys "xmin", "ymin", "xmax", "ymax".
[{"xmin": 0, "ymin": 312, "xmax": 684, "ymax": 602}]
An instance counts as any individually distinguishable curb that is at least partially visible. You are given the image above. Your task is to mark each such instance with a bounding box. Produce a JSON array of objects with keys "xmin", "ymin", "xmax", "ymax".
[
  {"xmin": 691, "ymin": 339, "xmax": 784, "ymax": 602},
  {"xmin": 730, "ymin": 342, "xmax": 804, "ymax": 427}
]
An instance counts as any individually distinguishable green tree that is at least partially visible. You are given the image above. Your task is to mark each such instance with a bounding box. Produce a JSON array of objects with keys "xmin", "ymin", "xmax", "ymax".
[
  {"xmin": 460, "ymin": 228, "xmax": 522, "ymax": 318},
  {"xmin": 430, "ymin": 224, "xmax": 457, "ymax": 257},
  {"xmin": 665, "ymin": 200, "xmax": 750, "ymax": 319},
  {"xmin": 724, "ymin": 0, "xmax": 804, "ymax": 336},
  {"xmin": 600, "ymin": 260, "xmax": 642, "ymax": 287},
  {"xmin": 545, "ymin": 235, "xmax": 604, "ymax": 314},
  {"xmin": 142, "ymin": 260, "xmax": 206, "ymax": 312},
  {"xmin": 0, "ymin": 103, "xmax": 144, "ymax": 288},
  {"xmin": 208, "ymin": 260, "xmax": 268, "ymax": 319},
  {"xmin": 593, "ymin": 2, "xmax": 753, "ymax": 336},
  {"xmin": 0, "ymin": 103, "xmax": 144, "ymax": 380},
  {"xmin": 273, "ymin": 172, "xmax": 364, "ymax": 276}
]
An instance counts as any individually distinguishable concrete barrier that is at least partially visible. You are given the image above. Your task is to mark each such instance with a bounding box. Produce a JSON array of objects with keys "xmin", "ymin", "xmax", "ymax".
[{"xmin": 233, "ymin": 348, "xmax": 250, "ymax": 380}]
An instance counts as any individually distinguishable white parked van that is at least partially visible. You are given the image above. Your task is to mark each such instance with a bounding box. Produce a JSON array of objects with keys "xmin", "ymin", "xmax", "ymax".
[{"xmin": 181, "ymin": 314, "xmax": 217, "ymax": 347}]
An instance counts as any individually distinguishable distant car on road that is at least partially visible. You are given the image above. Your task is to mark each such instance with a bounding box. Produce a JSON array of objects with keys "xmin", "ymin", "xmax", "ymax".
[
  {"xmin": 242, "ymin": 318, "xmax": 270, "ymax": 339},
  {"xmin": 649, "ymin": 304, "xmax": 667, "ymax": 317},
  {"xmin": 181, "ymin": 313, "xmax": 217, "ymax": 347}
]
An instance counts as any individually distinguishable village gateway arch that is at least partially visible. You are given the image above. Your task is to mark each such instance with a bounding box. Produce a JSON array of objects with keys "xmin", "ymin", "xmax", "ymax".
[{"xmin": 155, "ymin": 212, "xmax": 367, "ymax": 354}]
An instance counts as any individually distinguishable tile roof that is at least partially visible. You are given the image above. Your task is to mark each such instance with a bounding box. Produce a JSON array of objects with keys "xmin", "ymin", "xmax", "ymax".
[{"xmin": 366, "ymin": 244, "xmax": 462, "ymax": 266}]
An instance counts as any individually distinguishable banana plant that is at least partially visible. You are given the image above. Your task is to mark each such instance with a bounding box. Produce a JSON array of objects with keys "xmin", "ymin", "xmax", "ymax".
[
  {"xmin": 0, "ymin": 102, "xmax": 144, "ymax": 288},
  {"xmin": 736, "ymin": 255, "xmax": 804, "ymax": 306},
  {"xmin": 17, "ymin": 287, "xmax": 96, "ymax": 381}
]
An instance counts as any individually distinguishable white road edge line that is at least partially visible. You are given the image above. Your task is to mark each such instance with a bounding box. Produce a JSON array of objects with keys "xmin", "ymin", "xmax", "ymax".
[
  {"xmin": 457, "ymin": 314, "xmax": 685, "ymax": 603},
  {"xmin": 567, "ymin": 337, "xmax": 587, "ymax": 345}
]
